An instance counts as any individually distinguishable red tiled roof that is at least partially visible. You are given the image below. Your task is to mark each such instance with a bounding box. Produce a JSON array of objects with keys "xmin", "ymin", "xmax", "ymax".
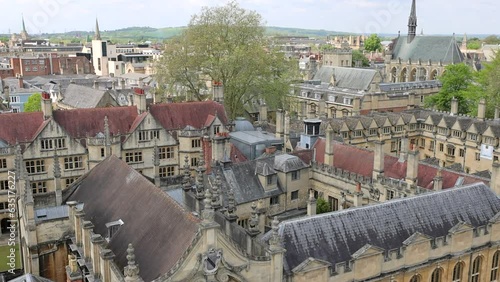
[
  {"xmin": 292, "ymin": 149, "xmax": 314, "ymax": 165},
  {"xmin": 149, "ymin": 101, "xmax": 228, "ymax": 130},
  {"xmin": 313, "ymin": 138, "xmax": 487, "ymax": 190},
  {"xmin": 0, "ymin": 112, "xmax": 44, "ymax": 144},
  {"xmin": 53, "ymin": 107, "xmax": 138, "ymax": 138},
  {"xmin": 128, "ymin": 112, "xmax": 148, "ymax": 134}
]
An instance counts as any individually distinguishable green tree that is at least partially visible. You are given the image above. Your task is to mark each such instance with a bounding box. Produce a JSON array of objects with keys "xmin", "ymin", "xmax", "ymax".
[
  {"xmin": 424, "ymin": 64, "xmax": 476, "ymax": 114},
  {"xmin": 319, "ymin": 44, "xmax": 335, "ymax": 52},
  {"xmin": 155, "ymin": 1, "xmax": 297, "ymax": 119},
  {"xmin": 316, "ymin": 197, "xmax": 330, "ymax": 214},
  {"xmin": 483, "ymin": 35, "xmax": 500, "ymax": 45},
  {"xmin": 364, "ymin": 34, "xmax": 382, "ymax": 52},
  {"xmin": 467, "ymin": 40, "xmax": 481, "ymax": 50},
  {"xmin": 474, "ymin": 51, "xmax": 500, "ymax": 117},
  {"xmin": 24, "ymin": 93, "xmax": 42, "ymax": 112},
  {"xmin": 352, "ymin": 50, "xmax": 369, "ymax": 67}
]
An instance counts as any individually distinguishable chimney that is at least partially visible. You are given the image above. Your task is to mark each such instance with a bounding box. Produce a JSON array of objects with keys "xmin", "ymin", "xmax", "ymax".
[
  {"xmin": 93, "ymin": 80, "xmax": 98, "ymax": 89},
  {"xmin": 405, "ymin": 144, "xmax": 419, "ymax": 187},
  {"xmin": 450, "ymin": 97, "xmax": 458, "ymax": 115},
  {"xmin": 259, "ymin": 101, "xmax": 268, "ymax": 123},
  {"xmin": 41, "ymin": 92, "xmax": 52, "ymax": 119},
  {"xmin": 18, "ymin": 75, "xmax": 24, "ymax": 89},
  {"xmin": 478, "ymin": 98, "xmax": 486, "ymax": 120},
  {"xmin": 433, "ymin": 168, "xmax": 443, "ymax": 191},
  {"xmin": 490, "ymin": 160, "xmax": 500, "ymax": 195},
  {"xmin": 399, "ymin": 133, "xmax": 409, "ymax": 161},
  {"xmin": 284, "ymin": 111, "xmax": 290, "ymax": 148},
  {"xmin": 121, "ymin": 78, "xmax": 126, "ymax": 90},
  {"xmin": 407, "ymin": 92, "xmax": 415, "ymax": 109},
  {"xmin": 212, "ymin": 135, "xmax": 226, "ymax": 164},
  {"xmin": 275, "ymin": 109, "xmax": 284, "ymax": 139},
  {"xmin": 353, "ymin": 182, "xmax": 363, "ymax": 207},
  {"xmin": 112, "ymin": 80, "xmax": 116, "ymax": 90},
  {"xmin": 372, "ymin": 139, "xmax": 385, "ymax": 180},
  {"xmin": 325, "ymin": 126, "xmax": 334, "ymax": 165},
  {"xmin": 307, "ymin": 189, "xmax": 317, "ymax": 216},
  {"xmin": 133, "ymin": 88, "xmax": 146, "ymax": 114},
  {"xmin": 352, "ymin": 97, "xmax": 361, "ymax": 116}
]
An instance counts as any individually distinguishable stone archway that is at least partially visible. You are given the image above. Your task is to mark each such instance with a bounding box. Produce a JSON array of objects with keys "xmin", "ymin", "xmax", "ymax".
[
  {"xmin": 390, "ymin": 67, "xmax": 397, "ymax": 83},
  {"xmin": 409, "ymin": 68, "xmax": 417, "ymax": 82},
  {"xmin": 430, "ymin": 69, "xmax": 438, "ymax": 80},
  {"xmin": 400, "ymin": 68, "xmax": 408, "ymax": 82}
]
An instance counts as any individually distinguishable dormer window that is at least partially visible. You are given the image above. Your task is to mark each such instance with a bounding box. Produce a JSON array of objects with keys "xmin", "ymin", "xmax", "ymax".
[
  {"xmin": 105, "ymin": 219, "xmax": 124, "ymax": 241},
  {"xmin": 267, "ymin": 175, "xmax": 273, "ymax": 185}
]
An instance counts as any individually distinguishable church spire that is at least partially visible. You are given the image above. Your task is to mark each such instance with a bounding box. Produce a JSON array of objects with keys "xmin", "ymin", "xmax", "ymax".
[
  {"xmin": 407, "ymin": 0, "xmax": 417, "ymax": 44},
  {"xmin": 20, "ymin": 14, "xmax": 29, "ymax": 40},
  {"xmin": 94, "ymin": 18, "xmax": 101, "ymax": 40},
  {"xmin": 22, "ymin": 15, "xmax": 26, "ymax": 33}
]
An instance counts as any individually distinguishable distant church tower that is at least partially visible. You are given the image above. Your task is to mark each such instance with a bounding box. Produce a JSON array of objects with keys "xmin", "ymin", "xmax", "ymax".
[
  {"xmin": 407, "ymin": 0, "xmax": 417, "ymax": 44},
  {"xmin": 20, "ymin": 15, "xmax": 29, "ymax": 41}
]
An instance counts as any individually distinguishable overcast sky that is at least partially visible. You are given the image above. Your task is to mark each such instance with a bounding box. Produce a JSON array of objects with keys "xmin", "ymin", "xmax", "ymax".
[{"xmin": 0, "ymin": 0, "xmax": 498, "ymax": 36}]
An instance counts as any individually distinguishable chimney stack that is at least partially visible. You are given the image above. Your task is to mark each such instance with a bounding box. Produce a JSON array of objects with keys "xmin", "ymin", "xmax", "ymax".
[
  {"xmin": 275, "ymin": 109, "xmax": 284, "ymax": 139},
  {"xmin": 405, "ymin": 144, "xmax": 419, "ymax": 187},
  {"xmin": 41, "ymin": 92, "xmax": 52, "ymax": 120},
  {"xmin": 490, "ymin": 160, "xmax": 500, "ymax": 195},
  {"xmin": 133, "ymin": 88, "xmax": 146, "ymax": 114},
  {"xmin": 18, "ymin": 75, "xmax": 24, "ymax": 89},
  {"xmin": 93, "ymin": 80, "xmax": 98, "ymax": 89},
  {"xmin": 372, "ymin": 138, "xmax": 385, "ymax": 180},
  {"xmin": 307, "ymin": 189, "xmax": 317, "ymax": 216},
  {"xmin": 450, "ymin": 97, "xmax": 458, "ymax": 115},
  {"xmin": 433, "ymin": 168, "xmax": 443, "ymax": 191},
  {"xmin": 478, "ymin": 98, "xmax": 486, "ymax": 120},
  {"xmin": 121, "ymin": 78, "xmax": 126, "ymax": 90},
  {"xmin": 212, "ymin": 134, "xmax": 227, "ymax": 164},
  {"xmin": 259, "ymin": 101, "xmax": 268, "ymax": 124},
  {"xmin": 353, "ymin": 182, "xmax": 363, "ymax": 207},
  {"xmin": 325, "ymin": 126, "xmax": 334, "ymax": 165}
]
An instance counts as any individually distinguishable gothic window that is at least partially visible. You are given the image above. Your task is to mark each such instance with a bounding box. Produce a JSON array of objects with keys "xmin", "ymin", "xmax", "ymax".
[
  {"xmin": 328, "ymin": 196, "xmax": 338, "ymax": 211},
  {"xmin": 192, "ymin": 139, "xmax": 201, "ymax": 148},
  {"xmin": 40, "ymin": 139, "xmax": 53, "ymax": 150},
  {"xmin": 452, "ymin": 262, "xmax": 463, "ymax": 282},
  {"xmin": 471, "ymin": 256, "xmax": 482, "ymax": 282},
  {"xmin": 291, "ymin": 191, "xmax": 299, "ymax": 200},
  {"xmin": 25, "ymin": 160, "xmax": 46, "ymax": 174},
  {"xmin": 64, "ymin": 156, "xmax": 83, "ymax": 170},
  {"xmin": 31, "ymin": 181, "xmax": 47, "ymax": 194},
  {"xmin": 0, "ymin": 180, "xmax": 8, "ymax": 190},
  {"xmin": 65, "ymin": 177, "xmax": 78, "ymax": 188},
  {"xmin": 159, "ymin": 166, "xmax": 175, "ymax": 177},
  {"xmin": 125, "ymin": 151, "xmax": 143, "ymax": 163},
  {"xmin": 159, "ymin": 147, "xmax": 174, "ymax": 159},
  {"xmin": 491, "ymin": 252, "xmax": 500, "ymax": 282},
  {"xmin": 386, "ymin": 190, "xmax": 395, "ymax": 200},
  {"xmin": 0, "ymin": 158, "xmax": 6, "ymax": 169},
  {"xmin": 291, "ymin": 170, "xmax": 300, "ymax": 181},
  {"xmin": 269, "ymin": 196, "xmax": 279, "ymax": 206},
  {"xmin": 409, "ymin": 275, "xmax": 420, "ymax": 282},
  {"xmin": 431, "ymin": 268, "xmax": 442, "ymax": 282}
]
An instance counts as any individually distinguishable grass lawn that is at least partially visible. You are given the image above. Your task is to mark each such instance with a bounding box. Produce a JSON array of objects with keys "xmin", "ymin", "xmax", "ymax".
[{"xmin": 0, "ymin": 244, "xmax": 21, "ymax": 272}]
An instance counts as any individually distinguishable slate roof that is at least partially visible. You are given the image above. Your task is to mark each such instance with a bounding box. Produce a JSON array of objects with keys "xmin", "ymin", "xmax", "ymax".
[
  {"xmin": 271, "ymin": 182, "xmax": 500, "ymax": 274},
  {"xmin": 313, "ymin": 139, "xmax": 486, "ymax": 189},
  {"xmin": 60, "ymin": 84, "xmax": 109, "ymax": 108},
  {"xmin": 213, "ymin": 156, "xmax": 285, "ymax": 204},
  {"xmin": 10, "ymin": 274, "xmax": 53, "ymax": 282},
  {"xmin": 391, "ymin": 36, "xmax": 464, "ymax": 64},
  {"xmin": 274, "ymin": 154, "xmax": 308, "ymax": 173},
  {"xmin": 65, "ymin": 155, "xmax": 200, "ymax": 281},
  {"xmin": 150, "ymin": 101, "xmax": 228, "ymax": 130},
  {"xmin": 313, "ymin": 66, "xmax": 379, "ymax": 91}
]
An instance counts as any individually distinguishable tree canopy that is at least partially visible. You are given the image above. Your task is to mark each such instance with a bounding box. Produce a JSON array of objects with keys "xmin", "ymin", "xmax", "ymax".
[
  {"xmin": 316, "ymin": 197, "xmax": 330, "ymax": 214},
  {"xmin": 155, "ymin": 1, "xmax": 297, "ymax": 119},
  {"xmin": 484, "ymin": 35, "xmax": 500, "ymax": 45},
  {"xmin": 364, "ymin": 34, "xmax": 382, "ymax": 52},
  {"xmin": 352, "ymin": 50, "xmax": 369, "ymax": 67},
  {"xmin": 425, "ymin": 52, "xmax": 500, "ymax": 118},
  {"xmin": 24, "ymin": 93, "xmax": 42, "ymax": 112}
]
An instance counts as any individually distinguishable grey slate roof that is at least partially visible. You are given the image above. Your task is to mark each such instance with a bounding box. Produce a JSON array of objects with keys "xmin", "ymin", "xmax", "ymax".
[
  {"xmin": 274, "ymin": 154, "xmax": 308, "ymax": 173},
  {"xmin": 313, "ymin": 66, "xmax": 378, "ymax": 91},
  {"xmin": 391, "ymin": 36, "xmax": 464, "ymax": 64},
  {"xmin": 268, "ymin": 182, "xmax": 500, "ymax": 274},
  {"xmin": 60, "ymin": 84, "xmax": 108, "ymax": 108}
]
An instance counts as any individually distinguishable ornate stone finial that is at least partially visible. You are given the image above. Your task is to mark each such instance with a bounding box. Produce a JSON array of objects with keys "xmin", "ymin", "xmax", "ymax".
[
  {"xmin": 202, "ymin": 188, "xmax": 214, "ymax": 223},
  {"xmin": 53, "ymin": 149, "xmax": 61, "ymax": 178},
  {"xmin": 124, "ymin": 243, "xmax": 140, "ymax": 280},
  {"xmin": 226, "ymin": 188, "xmax": 236, "ymax": 217},
  {"xmin": 212, "ymin": 172, "xmax": 222, "ymax": 209},
  {"xmin": 104, "ymin": 115, "xmax": 111, "ymax": 147},
  {"xmin": 248, "ymin": 202, "xmax": 259, "ymax": 233},
  {"xmin": 182, "ymin": 155, "xmax": 191, "ymax": 191},
  {"xmin": 14, "ymin": 144, "xmax": 23, "ymax": 181},
  {"xmin": 269, "ymin": 217, "xmax": 281, "ymax": 249}
]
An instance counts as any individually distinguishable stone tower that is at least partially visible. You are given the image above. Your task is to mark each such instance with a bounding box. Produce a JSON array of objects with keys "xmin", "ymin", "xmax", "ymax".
[{"xmin": 407, "ymin": 0, "xmax": 417, "ymax": 44}]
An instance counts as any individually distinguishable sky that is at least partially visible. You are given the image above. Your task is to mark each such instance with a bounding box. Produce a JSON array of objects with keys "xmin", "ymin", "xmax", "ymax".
[{"xmin": 0, "ymin": 0, "xmax": 498, "ymax": 36}]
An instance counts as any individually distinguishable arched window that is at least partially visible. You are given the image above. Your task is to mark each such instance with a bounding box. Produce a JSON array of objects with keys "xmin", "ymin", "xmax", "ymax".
[
  {"xmin": 452, "ymin": 262, "xmax": 463, "ymax": 282},
  {"xmin": 491, "ymin": 251, "xmax": 500, "ymax": 282},
  {"xmin": 409, "ymin": 274, "xmax": 420, "ymax": 282},
  {"xmin": 431, "ymin": 268, "xmax": 442, "ymax": 282},
  {"xmin": 472, "ymin": 256, "xmax": 482, "ymax": 282}
]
